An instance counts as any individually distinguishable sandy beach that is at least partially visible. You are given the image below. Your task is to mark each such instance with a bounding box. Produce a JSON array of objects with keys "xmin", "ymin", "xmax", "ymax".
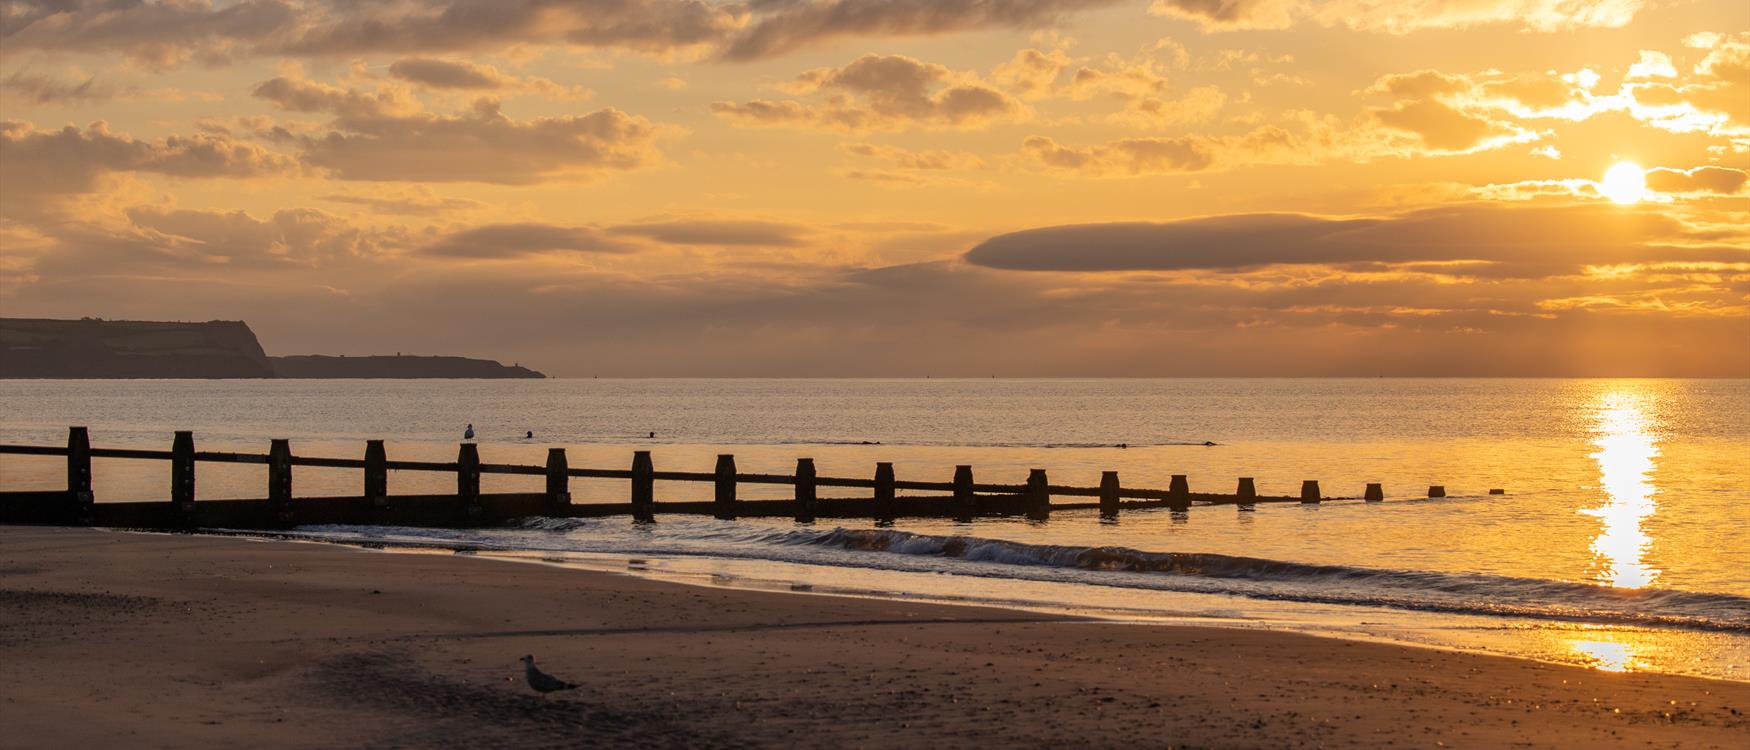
[{"xmin": 1, "ymin": 526, "xmax": 1744, "ymax": 749}]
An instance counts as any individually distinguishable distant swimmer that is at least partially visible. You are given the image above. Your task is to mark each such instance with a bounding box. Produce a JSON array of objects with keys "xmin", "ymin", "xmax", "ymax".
[
  {"xmin": 648, "ymin": 431, "xmax": 656, "ymax": 439},
  {"xmin": 1203, "ymin": 441, "xmax": 1217, "ymax": 446},
  {"xmin": 1117, "ymin": 443, "xmax": 1128, "ymax": 449},
  {"xmin": 525, "ymin": 430, "xmax": 534, "ymax": 439},
  {"xmin": 464, "ymin": 423, "xmax": 475, "ymax": 440}
]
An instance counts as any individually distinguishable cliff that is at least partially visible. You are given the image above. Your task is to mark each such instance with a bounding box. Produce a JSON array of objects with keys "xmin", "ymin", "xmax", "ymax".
[
  {"xmin": 0, "ymin": 318, "xmax": 276, "ymax": 378},
  {"xmin": 269, "ymin": 355, "xmax": 544, "ymax": 379}
]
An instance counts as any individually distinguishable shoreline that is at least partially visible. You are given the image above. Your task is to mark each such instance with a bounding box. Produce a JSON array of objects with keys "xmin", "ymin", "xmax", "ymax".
[
  {"xmin": 206, "ymin": 526, "xmax": 1750, "ymax": 683},
  {"xmin": 3, "ymin": 526, "xmax": 1746, "ymax": 748}
]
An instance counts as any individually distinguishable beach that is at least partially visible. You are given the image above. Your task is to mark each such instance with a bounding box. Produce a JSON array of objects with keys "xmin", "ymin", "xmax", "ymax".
[{"xmin": 2, "ymin": 527, "xmax": 1744, "ymax": 749}]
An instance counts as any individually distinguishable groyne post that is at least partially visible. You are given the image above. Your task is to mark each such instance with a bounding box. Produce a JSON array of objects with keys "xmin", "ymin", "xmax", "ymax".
[
  {"xmin": 1099, "ymin": 471, "xmax": 1120, "ymax": 518},
  {"xmin": 714, "ymin": 454, "xmax": 737, "ymax": 520},
  {"xmin": 171, "ymin": 431, "xmax": 195, "ymax": 523},
  {"xmin": 1168, "ymin": 474, "xmax": 1190, "ymax": 511},
  {"xmin": 457, "ymin": 443, "xmax": 482, "ymax": 523},
  {"xmin": 1364, "ymin": 483, "xmax": 1384, "ymax": 502},
  {"xmin": 1428, "ymin": 485, "xmax": 1446, "ymax": 498},
  {"xmin": 873, "ymin": 462, "xmax": 896, "ymax": 523},
  {"xmin": 364, "ymin": 440, "xmax": 388, "ymax": 507},
  {"xmin": 268, "ymin": 439, "xmax": 293, "ymax": 527},
  {"xmin": 1236, "ymin": 477, "xmax": 1256, "ymax": 511},
  {"xmin": 1024, "ymin": 469, "xmax": 1050, "ymax": 521},
  {"xmin": 1300, "ymin": 480, "xmax": 1321, "ymax": 504},
  {"xmin": 794, "ymin": 458, "xmax": 817, "ymax": 523},
  {"xmin": 66, "ymin": 427, "xmax": 93, "ymax": 524},
  {"xmin": 545, "ymin": 448, "xmax": 570, "ymax": 511},
  {"xmin": 952, "ymin": 465, "xmax": 975, "ymax": 521},
  {"xmin": 631, "ymin": 451, "xmax": 654, "ymax": 522}
]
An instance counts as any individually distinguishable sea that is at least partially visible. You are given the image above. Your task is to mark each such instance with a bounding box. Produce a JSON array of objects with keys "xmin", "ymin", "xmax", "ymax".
[{"xmin": 2, "ymin": 378, "xmax": 1747, "ymax": 680}]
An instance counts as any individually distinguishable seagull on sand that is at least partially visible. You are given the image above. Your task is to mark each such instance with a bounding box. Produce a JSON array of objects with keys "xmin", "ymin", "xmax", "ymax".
[{"xmin": 520, "ymin": 655, "xmax": 578, "ymax": 694}]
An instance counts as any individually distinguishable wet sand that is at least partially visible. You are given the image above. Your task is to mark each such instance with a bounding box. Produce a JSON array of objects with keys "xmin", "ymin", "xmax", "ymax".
[{"xmin": 1, "ymin": 526, "xmax": 1744, "ymax": 749}]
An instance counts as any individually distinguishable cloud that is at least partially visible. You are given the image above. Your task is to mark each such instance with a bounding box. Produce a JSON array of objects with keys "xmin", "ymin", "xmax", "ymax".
[
  {"xmin": 121, "ymin": 206, "xmax": 387, "ymax": 266},
  {"xmin": 607, "ymin": 219, "xmax": 811, "ymax": 246},
  {"xmin": 422, "ymin": 223, "xmax": 636, "ymax": 258},
  {"xmin": 1147, "ymin": 0, "xmax": 1645, "ymax": 33},
  {"xmin": 0, "ymin": 0, "xmax": 300, "ymax": 67},
  {"xmin": 841, "ymin": 143, "xmax": 984, "ymax": 170},
  {"xmin": 1021, "ymin": 134, "xmax": 1219, "ymax": 175},
  {"xmin": 1644, "ymin": 166, "xmax": 1749, "ymax": 196},
  {"xmin": 252, "ymin": 76, "xmax": 663, "ymax": 183},
  {"xmin": 0, "ymin": 120, "xmax": 295, "ymax": 200},
  {"xmin": 718, "ymin": 0, "xmax": 1124, "ymax": 62},
  {"xmin": 279, "ymin": 0, "xmax": 744, "ymax": 58},
  {"xmin": 386, "ymin": 57, "xmax": 589, "ymax": 99},
  {"xmin": 0, "ymin": 70, "xmax": 117, "ymax": 104},
  {"xmin": 319, "ymin": 189, "xmax": 486, "ymax": 216},
  {"xmin": 712, "ymin": 54, "xmax": 1023, "ymax": 131},
  {"xmin": 964, "ymin": 203, "xmax": 1744, "ymax": 277}
]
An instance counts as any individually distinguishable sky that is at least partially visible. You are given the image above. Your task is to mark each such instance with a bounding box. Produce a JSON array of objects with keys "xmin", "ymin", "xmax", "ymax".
[{"xmin": 1, "ymin": 0, "xmax": 1746, "ymax": 376}]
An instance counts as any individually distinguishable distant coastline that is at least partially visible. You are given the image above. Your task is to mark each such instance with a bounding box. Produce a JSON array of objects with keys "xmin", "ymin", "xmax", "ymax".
[{"xmin": 0, "ymin": 317, "xmax": 544, "ymax": 379}]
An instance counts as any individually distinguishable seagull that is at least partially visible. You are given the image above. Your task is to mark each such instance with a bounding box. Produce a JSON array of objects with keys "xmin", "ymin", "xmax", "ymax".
[{"xmin": 520, "ymin": 655, "xmax": 578, "ymax": 694}]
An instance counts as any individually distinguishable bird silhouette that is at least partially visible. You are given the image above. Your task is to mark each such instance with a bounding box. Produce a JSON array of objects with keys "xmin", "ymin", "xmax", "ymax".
[{"xmin": 520, "ymin": 655, "xmax": 578, "ymax": 693}]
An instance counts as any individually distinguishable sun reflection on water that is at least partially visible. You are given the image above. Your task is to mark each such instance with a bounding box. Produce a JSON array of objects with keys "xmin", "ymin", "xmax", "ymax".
[
  {"xmin": 1583, "ymin": 389, "xmax": 1661, "ymax": 589},
  {"xmin": 1570, "ymin": 636, "xmax": 1642, "ymax": 673}
]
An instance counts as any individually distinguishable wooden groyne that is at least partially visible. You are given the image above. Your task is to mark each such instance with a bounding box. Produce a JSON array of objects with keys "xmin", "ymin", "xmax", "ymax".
[{"xmin": 0, "ymin": 427, "xmax": 1457, "ymax": 530}]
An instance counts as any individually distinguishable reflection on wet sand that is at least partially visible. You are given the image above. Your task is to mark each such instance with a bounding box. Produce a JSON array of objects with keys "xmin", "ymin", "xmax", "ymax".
[
  {"xmin": 1570, "ymin": 636, "xmax": 1641, "ymax": 673},
  {"xmin": 1585, "ymin": 389, "xmax": 1661, "ymax": 589}
]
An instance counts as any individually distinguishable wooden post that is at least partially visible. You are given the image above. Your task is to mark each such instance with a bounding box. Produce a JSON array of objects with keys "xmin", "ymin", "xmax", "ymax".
[
  {"xmin": 1364, "ymin": 483, "xmax": 1384, "ymax": 502},
  {"xmin": 1300, "ymin": 480, "xmax": 1321, "ymax": 504},
  {"xmin": 873, "ymin": 462, "xmax": 896, "ymax": 523},
  {"xmin": 171, "ymin": 431, "xmax": 195, "ymax": 524},
  {"xmin": 631, "ymin": 451, "xmax": 654, "ymax": 522},
  {"xmin": 1428, "ymin": 485, "xmax": 1446, "ymax": 498},
  {"xmin": 66, "ymin": 426, "xmax": 93, "ymax": 524},
  {"xmin": 1024, "ymin": 469, "xmax": 1050, "ymax": 521},
  {"xmin": 952, "ymin": 465, "xmax": 975, "ymax": 521},
  {"xmin": 1236, "ymin": 477, "xmax": 1257, "ymax": 511},
  {"xmin": 714, "ymin": 454, "xmax": 737, "ymax": 520},
  {"xmin": 545, "ymin": 448, "xmax": 570, "ymax": 511},
  {"xmin": 1168, "ymin": 474, "xmax": 1190, "ymax": 511},
  {"xmin": 794, "ymin": 458, "xmax": 817, "ymax": 523},
  {"xmin": 1099, "ymin": 471, "xmax": 1120, "ymax": 518},
  {"xmin": 268, "ymin": 439, "xmax": 293, "ymax": 527},
  {"xmin": 457, "ymin": 443, "xmax": 481, "ymax": 523},
  {"xmin": 364, "ymin": 440, "xmax": 388, "ymax": 508}
]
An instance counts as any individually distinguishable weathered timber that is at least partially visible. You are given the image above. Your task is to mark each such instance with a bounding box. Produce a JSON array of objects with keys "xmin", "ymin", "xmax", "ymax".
[
  {"xmin": 714, "ymin": 454, "xmax": 737, "ymax": 520},
  {"xmin": 0, "ymin": 429, "xmax": 1454, "ymax": 530},
  {"xmin": 66, "ymin": 427, "xmax": 92, "ymax": 524},
  {"xmin": 545, "ymin": 448, "xmax": 570, "ymax": 511},
  {"xmin": 631, "ymin": 451, "xmax": 654, "ymax": 522},
  {"xmin": 794, "ymin": 458, "xmax": 818, "ymax": 523},
  {"xmin": 873, "ymin": 462, "xmax": 896, "ymax": 523},
  {"xmin": 268, "ymin": 439, "xmax": 293, "ymax": 527},
  {"xmin": 952, "ymin": 465, "xmax": 975, "ymax": 522},
  {"xmin": 1099, "ymin": 471, "xmax": 1120, "ymax": 518},
  {"xmin": 458, "ymin": 443, "xmax": 482, "ymax": 523},
  {"xmin": 1024, "ymin": 469, "xmax": 1050, "ymax": 521},
  {"xmin": 1365, "ymin": 483, "xmax": 1384, "ymax": 502},
  {"xmin": 171, "ymin": 431, "xmax": 195, "ymax": 525}
]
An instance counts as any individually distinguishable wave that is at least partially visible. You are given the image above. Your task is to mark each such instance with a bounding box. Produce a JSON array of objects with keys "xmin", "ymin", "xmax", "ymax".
[{"xmin": 503, "ymin": 519, "xmax": 1750, "ymax": 633}]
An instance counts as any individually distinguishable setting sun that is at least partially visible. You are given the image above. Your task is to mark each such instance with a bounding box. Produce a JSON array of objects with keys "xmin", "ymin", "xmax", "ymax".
[{"xmin": 1601, "ymin": 161, "xmax": 1648, "ymax": 204}]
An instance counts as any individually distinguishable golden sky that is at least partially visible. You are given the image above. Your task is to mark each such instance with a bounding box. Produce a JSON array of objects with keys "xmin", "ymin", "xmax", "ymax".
[{"xmin": 1, "ymin": 0, "xmax": 1746, "ymax": 375}]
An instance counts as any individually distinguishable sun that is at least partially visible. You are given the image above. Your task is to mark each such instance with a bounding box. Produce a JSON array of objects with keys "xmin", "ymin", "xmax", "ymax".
[{"xmin": 1600, "ymin": 161, "xmax": 1647, "ymax": 204}]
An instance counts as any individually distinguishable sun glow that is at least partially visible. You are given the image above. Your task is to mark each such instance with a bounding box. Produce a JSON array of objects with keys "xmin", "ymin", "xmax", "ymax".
[{"xmin": 1600, "ymin": 161, "xmax": 1647, "ymax": 204}]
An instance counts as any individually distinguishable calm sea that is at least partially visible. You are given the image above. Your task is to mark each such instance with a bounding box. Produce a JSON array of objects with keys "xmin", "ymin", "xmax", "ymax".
[{"xmin": 3, "ymin": 378, "xmax": 1747, "ymax": 678}]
